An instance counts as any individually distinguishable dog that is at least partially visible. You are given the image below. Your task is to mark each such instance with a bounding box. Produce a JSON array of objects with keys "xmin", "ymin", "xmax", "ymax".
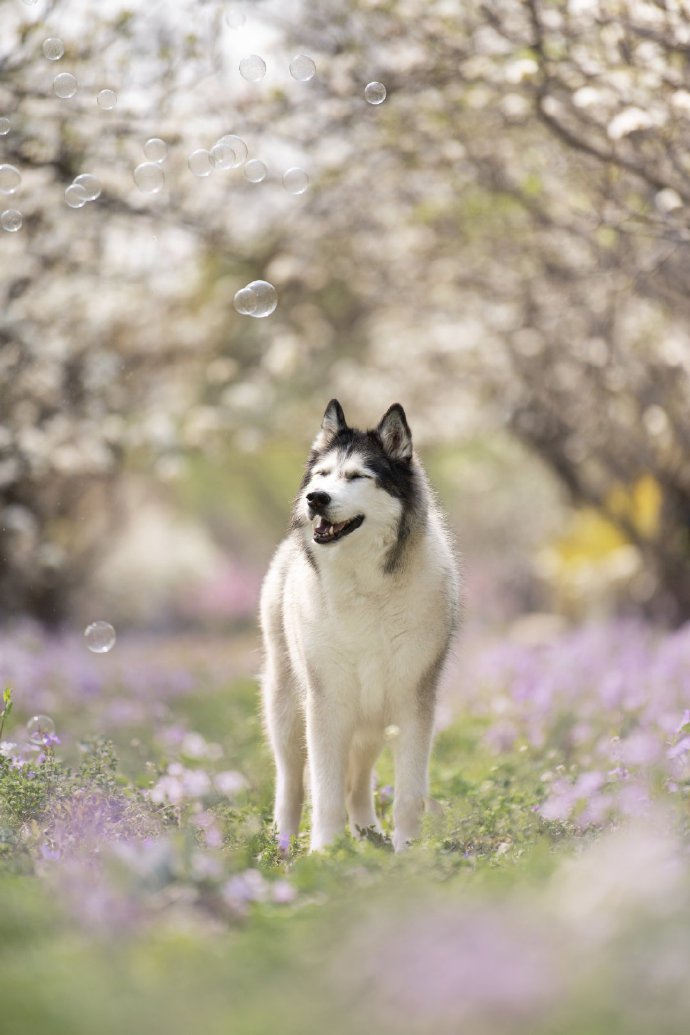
[{"xmin": 260, "ymin": 400, "xmax": 459, "ymax": 852}]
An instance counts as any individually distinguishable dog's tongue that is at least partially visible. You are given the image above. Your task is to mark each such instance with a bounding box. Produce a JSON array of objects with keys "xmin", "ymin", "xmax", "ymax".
[{"xmin": 315, "ymin": 517, "xmax": 330, "ymax": 534}]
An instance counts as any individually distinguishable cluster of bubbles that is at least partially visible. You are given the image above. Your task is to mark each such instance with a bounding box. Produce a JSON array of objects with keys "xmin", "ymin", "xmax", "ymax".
[
  {"xmin": 0, "ymin": 163, "xmax": 22, "ymax": 231},
  {"xmin": 187, "ymin": 133, "xmax": 248, "ymax": 178},
  {"xmin": 237, "ymin": 52, "xmax": 316, "ymax": 84},
  {"xmin": 133, "ymin": 138, "xmax": 168, "ymax": 194},
  {"xmin": 84, "ymin": 620, "xmax": 117, "ymax": 653},
  {"xmin": 233, "ymin": 280, "xmax": 278, "ymax": 318},
  {"xmin": 65, "ymin": 172, "xmax": 101, "ymax": 209}
]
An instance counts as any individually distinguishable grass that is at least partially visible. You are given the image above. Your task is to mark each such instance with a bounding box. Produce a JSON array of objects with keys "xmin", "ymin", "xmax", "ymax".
[{"xmin": 1, "ymin": 628, "xmax": 689, "ymax": 1034}]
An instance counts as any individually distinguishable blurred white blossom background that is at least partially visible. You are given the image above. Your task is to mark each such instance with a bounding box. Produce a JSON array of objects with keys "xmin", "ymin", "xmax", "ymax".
[{"xmin": 1, "ymin": 0, "xmax": 690, "ymax": 630}]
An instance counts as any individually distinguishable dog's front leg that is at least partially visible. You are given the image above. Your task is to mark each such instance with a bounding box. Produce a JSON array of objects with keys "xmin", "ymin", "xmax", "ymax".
[
  {"xmin": 307, "ymin": 694, "xmax": 351, "ymax": 851},
  {"xmin": 392, "ymin": 702, "xmax": 434, "ymax": 852}
]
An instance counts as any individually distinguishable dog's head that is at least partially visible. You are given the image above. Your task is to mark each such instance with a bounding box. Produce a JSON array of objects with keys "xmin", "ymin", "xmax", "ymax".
[{"xmin": 293, "ymin": 400, "xmax": 419, "ymax": 564}]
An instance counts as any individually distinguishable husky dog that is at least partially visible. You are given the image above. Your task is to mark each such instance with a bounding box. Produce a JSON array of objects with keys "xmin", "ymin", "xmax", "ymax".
[{"xmin": 260, "ymin": 400, "xmax": 459, "ymax": 852}]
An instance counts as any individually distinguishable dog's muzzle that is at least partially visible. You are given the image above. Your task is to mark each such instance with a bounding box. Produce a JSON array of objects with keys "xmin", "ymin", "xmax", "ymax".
[{"xmin": 306, "ymin": 490, "xmax": 331, "ymax": 518}]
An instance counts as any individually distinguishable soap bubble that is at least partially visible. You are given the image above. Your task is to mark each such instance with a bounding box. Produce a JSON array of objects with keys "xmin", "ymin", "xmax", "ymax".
[
  {"xmin": 233, "ymin": 279, "xmax": 277, "ymax": 318},
  {"xmin": 211, "ymin": 134, "xmax": 247, "ymax": 169},
  {"xmin": 27, "ymin": 715, "xmax": 56, "ymax": 745},
  {"xmin": 64, "ymin": 183, "xmax": 88, "ymax": 208},
  {"xmin": 282, "ymin": 167, "xmax": 309, "ymax": 195},
  {"xmin": 97, "ymin": 89, "xmax": 117, "ymax": 110},
  {"xmin": 144, "ymin": 137, "xmax": 167, "ymax": 162},
  {"xmin": 239, "ymin": 54, "xmax": 266, "ymax": 82},
  {"xmin": 84, "ymin": 620, "xmax": 117, "ymax": 654},
  {"xmin": 73, "ymin": 173, "xmax": 101, "ymax": 200},
  {"xmin": 244, "ymin": 159, "xmax": 267, "ymax": 183},
  {"xmin": 289, "ymin": 54, "xmax": 316, "ymax": 82},
  {"xmin": 0, "ymin": 118, "xmax": 9, "ymax": 135},
  {"xmin": 384, "ymin": 724, "xmax": 400, "ymax": 741},
  {"xmin": 0, "ymin": 164, "xmax": 20, "ymax": 195},
  {"xmin": 364, "ymin": 81, "xmax": 387, "ymax": 105},
  {"xmin": 133, "ymin": 161, "xmax": 165, "ymax": 193},
  {"xmin": 188, "ymin": 148, "xmax": 214, "ymax": 177},
  {"xmin": 53, "ymin": 72, "xmax": 78, "ymax": 99},
  {"xmin": 233, "ymin": 286, "xmax": 258, "ymax": 315},
  {"xmin": 1, "ymin": 209, "xmax": 22, "ymax": 232},
  {"xmin": 42, "ymin": 37, "xmax": 65, "ymax": 61},
  {"xmin": 224, "ymin": 6, "xmax": 247, "ymax": 28}
]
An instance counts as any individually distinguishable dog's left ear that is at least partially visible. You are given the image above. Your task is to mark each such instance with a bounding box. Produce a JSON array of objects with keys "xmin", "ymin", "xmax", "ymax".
[
  {"xmin": 377, "ymin": 403, "xmax": 413, "ymax": 462},
  {"xmin": 312, "ymin": 398, "xmax": 348, "ymax": 451}
]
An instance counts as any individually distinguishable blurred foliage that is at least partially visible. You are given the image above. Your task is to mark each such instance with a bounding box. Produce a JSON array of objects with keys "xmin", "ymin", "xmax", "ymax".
[{"xmin": 1, "ymin": 0, "xmax": 690, "ymax": 625}]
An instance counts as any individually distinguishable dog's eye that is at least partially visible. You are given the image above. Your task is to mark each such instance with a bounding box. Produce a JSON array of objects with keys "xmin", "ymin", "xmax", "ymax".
[{"xmin": 346, "ymin": 472, "xmax": 366, "ymax": 481}]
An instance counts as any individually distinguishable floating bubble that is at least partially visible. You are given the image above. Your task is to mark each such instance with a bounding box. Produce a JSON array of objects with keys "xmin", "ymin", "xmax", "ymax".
[
  {"xmin": 97, "ymin": 89, "xmax": 117, "ymax": 110},
  {"xmin": 22, "ymin": 0, "xmax": 39, "ymax": 6},
  {"xmin": 188, "ymin": 148, "xmax": 214, "ymax": 177},
  {"xmin": 53, "ymin": 72, "xmax": 78, "ymax": 99},
  {"xmin": 244, "ymin": 159, "xmax": 267, "ymax": 183},
  {"xmin": 233, "ymin": 279, "xmax": 277, "ymax": 318},
  {"xmin": 233, "ymin": 286, "xmax": 258, "ymax": 315},
  {"xmin": 239, "ymin": 54, "xmax": 266, "ymax": 82},
  {"xmin": 27, "ymin": 715, "xmax": 56, "ymax": 745},
  {"xmin": 224, "ymin": 6, "xmax": 247, "ymax": 28},
  {"xmin": 1, "ymin": 209, "xmax": 22, "ymax": 232},
  {"xmin": 384, "ymin": 724, "xmax": 401, "ymax": 741},
  {"xmin": 42, "ymin": 37, "xmax": 65, "ymax": 61},
  {"xmin": 144, "ymin": 137, "xmax": 167, "ymax": 162},
  {"xmin": 133, "ymin": 161, "xmax": 165, "ymax": 193},
  {"xmin": 282, "ymin": 167, "xmax": 309, "ymax": 195},
  {"xmin": 364, "ymin": 81, "xmax": 387, "ymax": 105},
  {"xmin": 0, "ymin": 118, "xmax": 9, "ymax": 136},
  {"xmin": 84, "ymin": 620, "xmax": 116, "ymax": 654},
  {"xmin": 289, "ymin": 54, "xmax": 316, "ymax": 82},
  {"xmin": 211, "ymin": 134, "xmax": 247, "ymax": 169},
  {"xmin": 64, "ymin": 183, "xmax": 88, "ymax": 208},
  {"xmin": 0, "ymin": 164, "xmax": 20, "ymax": 195},
  {"xmin": 73, "ymin": 173, "xmax": 101, "ymax": 200}
]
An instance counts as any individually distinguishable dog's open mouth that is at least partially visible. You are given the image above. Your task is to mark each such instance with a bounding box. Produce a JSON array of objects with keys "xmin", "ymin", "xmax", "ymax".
[{"xmin": 312, "ymin": 514, "xmax": 364, "ymax": 544}]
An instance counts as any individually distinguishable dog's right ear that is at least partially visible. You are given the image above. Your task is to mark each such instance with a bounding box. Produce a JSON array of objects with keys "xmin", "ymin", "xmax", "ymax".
[{"xmin": 312, "ymin": 399, "xmax": 347, "ymax": 451}]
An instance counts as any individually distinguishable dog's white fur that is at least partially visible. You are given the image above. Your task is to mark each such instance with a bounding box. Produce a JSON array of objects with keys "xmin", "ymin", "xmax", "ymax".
[{"xmin": 260, "ymin": 402, "xmax": 459, "ymax": 851}]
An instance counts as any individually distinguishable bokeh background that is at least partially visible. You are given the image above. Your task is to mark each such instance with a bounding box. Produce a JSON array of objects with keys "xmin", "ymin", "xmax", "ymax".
[
  {"xmin": 3, "ymin": 0, "xmax": 690, "ymax": 636},
  {"xmin": 3, "ymin": 2, "xmax": 690, "ymax": 1034}
]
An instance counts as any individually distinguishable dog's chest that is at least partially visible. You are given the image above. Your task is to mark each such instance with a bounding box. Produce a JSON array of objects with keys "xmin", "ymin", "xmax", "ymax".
[{"xmin": 307, "ymin": 569, "xmax": 436, "ymax": 710}]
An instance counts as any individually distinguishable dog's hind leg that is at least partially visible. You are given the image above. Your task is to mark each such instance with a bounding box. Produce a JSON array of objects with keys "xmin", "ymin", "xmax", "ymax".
[
  {"xmin": 262, "ymin": 660, "xmax": 306, "ymax": 844},
  {"xmin": 346, "ymin": 734, "xmax": 383, "ymax": 837}
]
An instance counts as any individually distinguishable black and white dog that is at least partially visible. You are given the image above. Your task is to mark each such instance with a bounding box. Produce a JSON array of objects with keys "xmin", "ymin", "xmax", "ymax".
[{"xmin": 260, "ymin": 400, "xmax": 459, "ymax": 851}]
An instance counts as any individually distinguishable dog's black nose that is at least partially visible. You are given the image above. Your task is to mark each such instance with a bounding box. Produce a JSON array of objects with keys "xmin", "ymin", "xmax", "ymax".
[{"xmin": 306, "ymin": 490, "xmax": 331, "ymax": 510}]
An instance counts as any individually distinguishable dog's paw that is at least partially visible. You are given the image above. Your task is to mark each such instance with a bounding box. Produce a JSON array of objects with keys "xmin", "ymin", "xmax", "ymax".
[{"xmin": 355, "ymin": 824, "xmax": 393, "ymax": 850}]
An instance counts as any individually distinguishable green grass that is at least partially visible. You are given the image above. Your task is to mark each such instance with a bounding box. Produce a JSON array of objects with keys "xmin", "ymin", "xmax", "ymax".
[{"xmin": 1, "ymin": 660, "xmax": 687, "ymax": 1035}]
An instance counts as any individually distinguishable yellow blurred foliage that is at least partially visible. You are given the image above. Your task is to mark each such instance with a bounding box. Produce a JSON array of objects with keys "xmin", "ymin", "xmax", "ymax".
[{"xmin": 536, "ymin": 475, "xmax": 662, "ymax": 612}]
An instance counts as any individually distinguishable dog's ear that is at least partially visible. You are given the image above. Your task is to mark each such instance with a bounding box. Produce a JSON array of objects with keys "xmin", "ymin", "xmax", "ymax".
[
  {"xmin": 312, "ymin": 398, "xmax": 348, "ymax": 451},
  {"xmin": 377, "ymin": 403, "xmax": 413, "ymax": 462}
]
